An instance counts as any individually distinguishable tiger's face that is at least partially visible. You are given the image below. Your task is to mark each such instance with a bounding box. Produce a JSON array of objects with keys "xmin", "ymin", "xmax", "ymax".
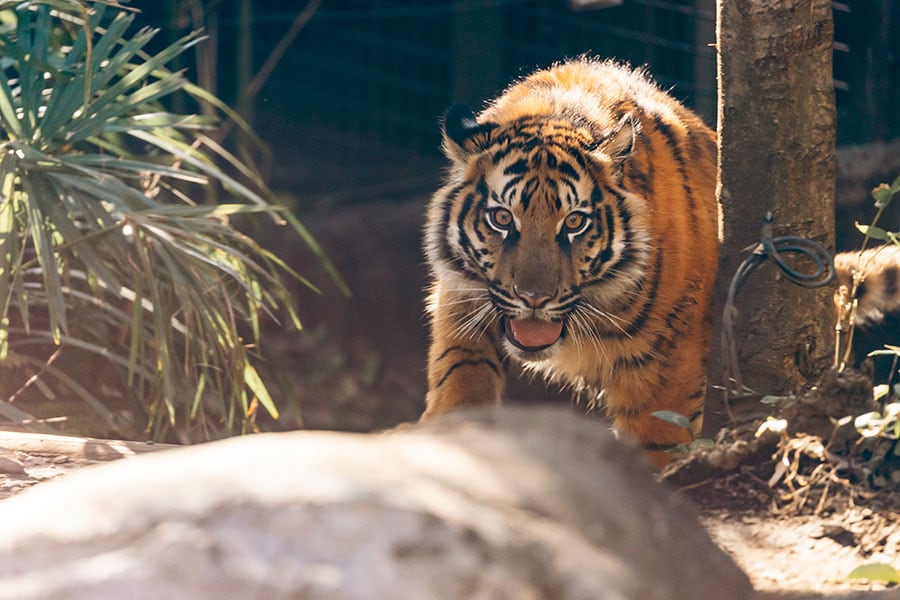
[{"xmin": 426, "ymin": 106, "xmax": 650, "ymax": 363}]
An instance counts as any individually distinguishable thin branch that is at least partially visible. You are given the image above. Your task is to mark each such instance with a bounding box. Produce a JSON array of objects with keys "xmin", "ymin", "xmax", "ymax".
[
  {"xmin": 246, "ymin": 0, "xmax": 321, "ymax": 103},
  {"xmin": 208, "ymin": 0, "xmax": 320, "ymax": 146},
  {"xmin": 6, "ymin": 346, "xmax": 62, "ymax": 405}
]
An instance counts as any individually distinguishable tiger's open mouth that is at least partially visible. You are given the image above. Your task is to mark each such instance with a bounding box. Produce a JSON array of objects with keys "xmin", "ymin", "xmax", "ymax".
[{"xmin": 504, "ymin": 317, "xmax": 564, "ymax": 352}]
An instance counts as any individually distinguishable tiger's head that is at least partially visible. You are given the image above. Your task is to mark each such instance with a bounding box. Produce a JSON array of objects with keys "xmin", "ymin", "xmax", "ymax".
[{"xmin": 425, "ymin": 104, "xmax": 651, "ymax": 362}]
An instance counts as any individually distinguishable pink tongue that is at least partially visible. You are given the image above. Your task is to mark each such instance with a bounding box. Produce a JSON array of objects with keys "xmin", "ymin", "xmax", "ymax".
[{"xmin": 508, "ymin": 318, "xmax": 563, "ymax": 349}]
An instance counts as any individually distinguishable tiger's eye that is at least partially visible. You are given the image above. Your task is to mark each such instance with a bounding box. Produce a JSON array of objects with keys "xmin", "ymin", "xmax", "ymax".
[
  {"xmin": 487, "ymin": 207, "xmax": 514, "ymax": 231},
  {"xmin": 564, "ymin": 213, "xmax": 585, "ymax": 231}
]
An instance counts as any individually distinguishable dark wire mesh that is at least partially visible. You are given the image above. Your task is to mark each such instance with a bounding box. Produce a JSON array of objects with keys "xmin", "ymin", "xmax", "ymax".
[{"xmin": 147, "ymin": 1, "xmax": 894, "ymax": 204}]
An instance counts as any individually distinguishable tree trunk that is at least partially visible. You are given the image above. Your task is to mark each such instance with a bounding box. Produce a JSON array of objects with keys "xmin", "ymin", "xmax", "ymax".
[{"xmin": 707, "ymin": 0, "xmax": 836, "ymax": 433}]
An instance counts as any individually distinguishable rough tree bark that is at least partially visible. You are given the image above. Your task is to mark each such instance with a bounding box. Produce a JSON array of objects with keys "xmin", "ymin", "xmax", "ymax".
[{"xmin": 707, "ymin": 0, "xmax": 836, "ymax": 433}]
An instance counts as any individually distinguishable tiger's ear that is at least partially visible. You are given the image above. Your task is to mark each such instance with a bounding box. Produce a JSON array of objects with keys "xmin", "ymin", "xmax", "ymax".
[
  {"xmin": 442, "ymin": 104, "xmax": 498, "ymax": 163},
  {"xmin": 592, "ymin": 112, "xmax": 639, "ymax": 171}
]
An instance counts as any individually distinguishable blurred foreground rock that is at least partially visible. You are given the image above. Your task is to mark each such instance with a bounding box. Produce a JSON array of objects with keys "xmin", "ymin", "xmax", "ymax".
[{"xmin": 0, "ymin": 406, "xmax": 752, "ymax": 600}]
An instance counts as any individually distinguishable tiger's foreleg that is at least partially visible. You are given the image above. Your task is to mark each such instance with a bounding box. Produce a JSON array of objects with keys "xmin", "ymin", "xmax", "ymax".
[
  {"xmin": 603, "ymin": 343, "xmax": 707, "ymax": 470},
  {"xmin": 420, "ymin": 288, "xmax": 505, "ymax": 420},
  {"xmin": 614, "ymin": 395, "xmax": 704, "ymax": 470}
]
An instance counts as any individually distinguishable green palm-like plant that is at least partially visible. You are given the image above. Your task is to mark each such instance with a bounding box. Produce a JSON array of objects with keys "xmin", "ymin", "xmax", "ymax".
[{"xmin": 0, "ymin": 1, "xmax": 329, "ymax": 440}]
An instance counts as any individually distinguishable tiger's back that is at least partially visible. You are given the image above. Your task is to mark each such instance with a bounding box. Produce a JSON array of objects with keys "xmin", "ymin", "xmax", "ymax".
[{"xmin": 422, "ymin": 58, "xmax": 719, "ymax": 468}]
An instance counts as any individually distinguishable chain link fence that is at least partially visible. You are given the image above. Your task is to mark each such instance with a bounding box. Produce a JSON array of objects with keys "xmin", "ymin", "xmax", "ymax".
[{"xmin": 146, "ymin": 1, "xmax": 898, "ymax": 206}]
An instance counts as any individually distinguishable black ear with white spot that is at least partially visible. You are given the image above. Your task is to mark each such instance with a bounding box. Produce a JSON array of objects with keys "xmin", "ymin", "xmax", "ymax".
[
  {"xmin": 442, "ymin": 104, "xmax": 497, "ymax": 163},
  {"xmin": 592, "ymin": 112, "xmax": 639, "ymax": 171}
]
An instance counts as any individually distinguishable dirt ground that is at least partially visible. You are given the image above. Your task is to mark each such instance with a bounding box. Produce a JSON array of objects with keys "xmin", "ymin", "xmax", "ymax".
[{"xmin": 683, "ymin": 471, "xmax": 899, "ymax": 598}]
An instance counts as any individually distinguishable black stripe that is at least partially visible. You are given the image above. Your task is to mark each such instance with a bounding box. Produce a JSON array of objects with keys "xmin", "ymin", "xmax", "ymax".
[
  {"xmin": 503, "ymin": 159, "xmax": 529, "ymax": 176},
  {"xmin": 435, "ymin": 341, "xmax": 503, "ymax": 368},
  {"xmin": 560, "ymin": 178, "xmax": 579, "ymax": 207},
  {"xmin": 601, "ymin": 247, "xmax": 663, "ymax": 339},
  {"xmin": 436, "ymin": 184, "xmax": 465, "ymax": 266},
  {"xmin": 595, "ymin": 203, "xmax": 637, "ymax": 282},
  {"xmin": 475, "ymin": 177, "xmax": 488, "ymax": 198},
  {"xmin": 557, "ymin": 290, "xmax": 579, "ymax": 305},
  {"xmin": 434, "ymin": 345, "xmax": 478, "ymax": 363},
  {"xmin": 544, "ymin": 149, "xmax": 558, "ymax": 169},
  {"xmin": 455, "ymin": 182, "xmax": 482, "ymax": 254},
  {"xmin": 520, "ymin": 177, "xmax": 539, "ymax": 212},
  {"xmin": 885, "ymin": 265, "xmax": 898, "ymax": 298},
  {"xmin": 542, "ymin": 177, "xmax": 562, "ymax": 211},
  {"xmin": 651, "ymin": 114, "xmax": 698, "ymax": 227},
  {"xmin": 454, "ymin": 191, "xmax": 475, "ymax": 248},
  {"xmin": 488, "ymin": 286, "xmax": 519, "ymax": 311},
  {"xmin": 599, "ymin": 204, "xmax": 615, "ymax": 264},
  {"xmin": 587, "ymin": 188, "xmax": 615, "ymax": 275},
  {"xmin": 491, "ymin": 136, "xmax": 527, "ymax": 164},
  {"xmin": 434, "ymin": 359, "xmax": 500, "ymax": 389},
  {"xmin": 642, "ymin": 441, "xmax": 678, "ymax": 452},
  {"xmin": 452, "ymin": 189, "xmax": 488, "ymax": 280},
  {"xmin": 686, "ymin": 127, "xmax": 716, "ymax": 170},
  {"xmin": 558, "ymin": 160, "xmax": 580, "ymax": 181},
  {"xmin": 624, "ymin": 118, "xmax": 655, "ymax": 199},
  {"xmin": 501, "ymin": 176, "xmax": 523, "ymax": 201},
  {"xmin": 612, "ymin": 351, "xmax": 655, "ymax": 371},
  {"xmin": 566, "ymin": 146, "xmax": 587, "ymax": 169}
]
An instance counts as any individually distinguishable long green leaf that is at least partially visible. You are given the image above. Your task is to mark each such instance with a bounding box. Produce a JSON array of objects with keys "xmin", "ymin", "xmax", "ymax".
[
  {"xmin": 39, "ymin": 29, "xmax": 86, "ymax": 138},
  {"xmin": 14, "ymin": 5, "xmax": 35, "ymax": 140},
  {"xmin": 75, "ymin": 29, "xmax": 203, "ymax": 135},
  {"xmin": 34, "ymin": 172, "xmax": 125, "ymax": 290},
  {"xmin": 19, "ymin": 175, "xmax": 66, "ymax": 340},
  {"xmin": 127, "ymin": 280, "xmax": 144, "ymax": 386},
  {"xmin": 49, "ymin": 170, "xmax": 154, "ymax": 211},
  {"xmin": 244, "ymin": 362, "xmax": 278, "ymax": 420},
  {"xmin": 181, "ymin": 80, "xmax": 270, "ymax": 153},
  {"xmin": 0, "ymin": 154, "xmax": 19, "ymax": 331},
  {"xmin": 127, "ymin": 128, "xmax": 271, "ymax": 208},
  {"xmin": 0, "ymin": 68, "xmax": 23, "ymax": 139},
  {"xmin": 133, "ymin": 228, "xmax": 176, "ymax": 426},
  {"xmin": 63, "ymin": 154, "xmax": 209, "ymax": 184}
]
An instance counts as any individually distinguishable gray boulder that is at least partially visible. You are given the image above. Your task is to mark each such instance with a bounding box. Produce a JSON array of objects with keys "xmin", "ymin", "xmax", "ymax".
[{"xmin": 0, "ymin": 406, "xmax": 752, "ymax": 600}]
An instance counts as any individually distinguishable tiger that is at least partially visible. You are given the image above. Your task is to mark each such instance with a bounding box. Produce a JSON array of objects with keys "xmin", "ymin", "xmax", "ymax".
[
  {"xmin": 420, "ymin": 57, "xmax": 720, "ymax": 469},
  {"xmin": 834, "ymin": 244, "xmax": 900, "ymax": 383}
]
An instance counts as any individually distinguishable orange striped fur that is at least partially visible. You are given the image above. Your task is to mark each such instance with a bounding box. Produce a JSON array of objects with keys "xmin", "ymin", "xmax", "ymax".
[{"xmin": 421, "ymin": 58, "xmax": 720, "ymax": 469}]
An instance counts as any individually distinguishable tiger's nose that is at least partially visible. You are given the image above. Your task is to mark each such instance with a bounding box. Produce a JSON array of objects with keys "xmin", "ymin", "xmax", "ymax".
[{"xmin": 514, "ymin": 285, "xmax": 553, "ymax": 308}]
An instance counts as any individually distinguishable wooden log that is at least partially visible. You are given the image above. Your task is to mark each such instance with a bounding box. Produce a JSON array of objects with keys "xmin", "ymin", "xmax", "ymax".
[{"xmin": 0, "ymin": 431, "xmax": 177, "ymax": 462}]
